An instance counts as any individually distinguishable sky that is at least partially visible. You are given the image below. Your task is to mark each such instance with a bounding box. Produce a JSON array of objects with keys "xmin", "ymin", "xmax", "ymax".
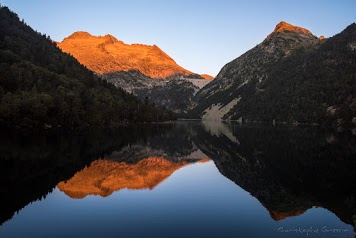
[{"xmin": 1, "ymin": 0, "xmax": 355, "ymax": 76}]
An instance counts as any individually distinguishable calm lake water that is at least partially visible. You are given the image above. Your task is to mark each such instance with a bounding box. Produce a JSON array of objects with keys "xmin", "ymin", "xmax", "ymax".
[{"xmin": 0, "ymin": 121, "xmax": 355, "ymax": 238}]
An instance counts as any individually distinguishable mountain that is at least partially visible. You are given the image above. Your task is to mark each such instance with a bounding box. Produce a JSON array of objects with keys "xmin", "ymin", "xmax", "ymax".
[
  {"xmin": 0, "ymin": 6, "xmax": 175, "ymax": 128},
  {"xmin": 102, "ymin": 70, "xmax": 214, "ymax": 112},
  {"xmin": 57, "ymin": 31, "xmax": 193, "ymax": 78},
  {"xmin": 103, "ymin": 70, "xmax": 200, "ymax": 112},
  {"xmin": 57, "ymin": 31, "xmax": 214, "ymax": 112},
  {"xmin": 189, "ymin": 21, "xmax": 356, "ymax": 127}
]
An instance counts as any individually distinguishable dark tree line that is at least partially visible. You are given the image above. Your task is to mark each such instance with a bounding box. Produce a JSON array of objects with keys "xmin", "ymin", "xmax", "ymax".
[{"xmin": 0, "ymin": 6, "xmax": 175, "ymax": 128}]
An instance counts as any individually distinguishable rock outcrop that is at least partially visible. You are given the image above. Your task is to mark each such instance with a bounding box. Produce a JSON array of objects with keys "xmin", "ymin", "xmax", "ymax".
[{"xmin": 266, "ymin": 21, "xmax": 313, "ymax": 39}]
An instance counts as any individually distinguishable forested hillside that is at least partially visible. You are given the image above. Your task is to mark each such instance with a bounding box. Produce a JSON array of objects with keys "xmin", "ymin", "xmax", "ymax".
[{"xmin": 0, "ymin": 6, "xmax": 174, "ymax": 128}]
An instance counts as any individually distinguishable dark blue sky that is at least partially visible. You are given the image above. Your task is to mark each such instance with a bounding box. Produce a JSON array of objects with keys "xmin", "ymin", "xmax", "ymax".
[{"xmin": 2, "ymin": 0, "xmax": 355, "ymax": 75}]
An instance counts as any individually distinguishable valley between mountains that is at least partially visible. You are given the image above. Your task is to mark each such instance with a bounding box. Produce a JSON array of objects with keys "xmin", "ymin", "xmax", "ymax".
[{"xmin": 58, "ymin": 21, "xmax": 356, "ymax": 127}]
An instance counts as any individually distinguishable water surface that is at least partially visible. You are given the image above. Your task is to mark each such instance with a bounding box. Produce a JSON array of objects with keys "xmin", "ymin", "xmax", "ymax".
[{"xmin": 0, "ymin": 122, "xmax": 355, "ymax": 238}]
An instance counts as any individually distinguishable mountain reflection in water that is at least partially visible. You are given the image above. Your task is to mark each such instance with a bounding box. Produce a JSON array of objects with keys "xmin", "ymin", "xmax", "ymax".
[
  {"xmin": 57, "ymin": 158, "xmax": 208, "ymax": 198},
  {"xmin": 0, "ymin": 122, "xmax": 355, "ymax": 238}
]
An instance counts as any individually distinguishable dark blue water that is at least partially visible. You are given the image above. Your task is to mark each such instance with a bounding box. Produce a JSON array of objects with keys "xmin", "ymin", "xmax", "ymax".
[{"xmin": 0, "ymin": 122, "xmax": 355, "ymax": 238}]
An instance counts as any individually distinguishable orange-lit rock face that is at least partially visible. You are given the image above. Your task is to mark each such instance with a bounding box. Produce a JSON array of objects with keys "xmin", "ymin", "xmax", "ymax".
[
  {"xmin": 57, "ymin": 32, "xmax": 192, "ymax": 78},
  {"xmin": 268, "ymin": 209, "xmax": 307, "ymax": 221},
  {"xmin": 57, "ymin": 158, "xmax": 200, "ymax": 199},
  {"xmin": 200, "ymin": 74, "xmax": 214, "ymax": 80},
  {"xmin": 267, "ymin": 21, "xmax": 313, "ymax": 39}
]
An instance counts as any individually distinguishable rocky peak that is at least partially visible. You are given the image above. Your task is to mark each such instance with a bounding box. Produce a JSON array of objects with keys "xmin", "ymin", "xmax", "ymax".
[
  {"xmin": 261, "ymin": 21, "xmax": 318, "ymax": 56},
  {"xmin": 267, "ymin": 21, "xmax": 313, "ymax": 39},
  {"xmin": 65, "ymin": 31, "xmax": 92, "ymax": 40},
  {"xmin": 102, "ymin": 34, "xmax": 119, "ymax": 44}
]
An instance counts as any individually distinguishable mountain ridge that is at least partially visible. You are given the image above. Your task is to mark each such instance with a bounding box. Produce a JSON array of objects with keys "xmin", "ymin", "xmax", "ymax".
[
  {"xmin": 58, "ymin": 31, "xmax": 212, "ymax": 79},
  {"xmin": 188, "ymin": 21, "xmax": 356, "ymax": 127},
  {"xmin": 189, "ymin": 21, "xmax": 319, "ymax": 118}
]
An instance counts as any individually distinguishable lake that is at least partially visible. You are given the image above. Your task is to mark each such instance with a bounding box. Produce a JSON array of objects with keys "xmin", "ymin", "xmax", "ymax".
[{"xmin": 0, "ymin": 121, "xmax": 355, "ymax": 238}]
